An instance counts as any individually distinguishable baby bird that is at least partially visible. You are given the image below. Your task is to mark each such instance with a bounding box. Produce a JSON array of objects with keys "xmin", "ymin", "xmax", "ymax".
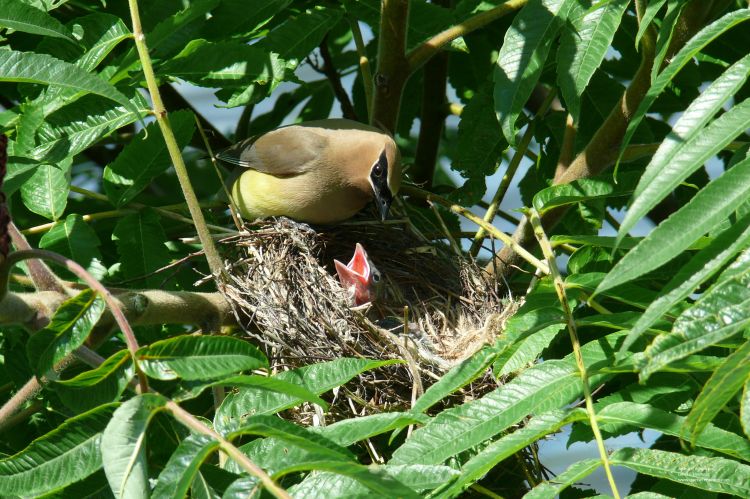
[
  {"xmin": 217, "ymin": 119, "xmax": 401, "ymax": 224},
  {"xmin": 334, "ymin": 243, "xmax": 381, "ymax": 306}
]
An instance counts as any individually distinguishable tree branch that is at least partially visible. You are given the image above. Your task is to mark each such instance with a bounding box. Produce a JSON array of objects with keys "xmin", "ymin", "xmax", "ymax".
[
  {"xmin": 318, "ymin": 36, "xmax": 359, "ymax": 121},
  {"xmin": 371, "ymin": 0, "xmax": 410, "ymax": 132},
  {"xmin": 487, "ymin": 0, "xmax": 713, "ymax": 278},
  {"xmin": 406, "ymin": 0, "xmax": 527, "ymax": 72},
  {"xmin": 411, "ymin": 47, "xmax": 449, "ymax": 188}
]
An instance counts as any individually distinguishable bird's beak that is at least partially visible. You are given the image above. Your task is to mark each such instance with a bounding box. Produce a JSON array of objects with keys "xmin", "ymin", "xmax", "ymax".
[
  {"xmin": 374, "ymin": 186, "xmax": 393, "ymax": 221},
  {"xmin": 334, "ymin": 243, "xmax": 375, "ymax": 305}
]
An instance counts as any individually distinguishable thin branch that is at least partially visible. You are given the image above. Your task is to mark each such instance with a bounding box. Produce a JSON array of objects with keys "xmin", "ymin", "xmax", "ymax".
[
  {"xmin": 349, "ymin": 16, "xmax": 374, "ymax": 120},
  {"xmin": 319, "ymin": 36, "xmax": 358, "ymax": 121},
  {"xmin": 371, "ymin": 0, "xmax": 410, "ymax": 133},
  {"xmin": 402, "ymin": 185, "xmax": 549, "ymax": 274},
  {"xmin": 553, "ymin": 113, "xmax": 576, "ymax": 182},
  {"xmin": 411, "ymin": 46, "xmax": 449, "ymax": 188},
  {"xmin": 8, "ymin": 222, "xmax": 67, "ymax": 294},
  {"xmin": 470, "ymin": 89, "xmax": 556, "ymax": 257},
  {"xmin": 127, "ymin": 0, "xmax": 226, "ymax": 281},
  {"xmin": 4, "ymin": 249, "xmax": 148, "ymax": 392},
  {"xmin": 167, "ymin": 401, "xmax": 291, "ymax": 499},
  {"xmin": 406, "ymin": 0, "xmax": 527, "ymax": 72},
  {"xmin": 159, "ymin": 84, "xmax": 232, "ymax": 151},
  {"xmin": 528, "ymin": 208, "xmax": 620, "ymax": 499}
]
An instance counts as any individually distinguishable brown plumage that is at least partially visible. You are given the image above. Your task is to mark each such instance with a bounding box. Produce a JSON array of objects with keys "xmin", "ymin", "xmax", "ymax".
[{"xmin": 218, "ymin": 119, "xmax": 401, "ymax": 224}]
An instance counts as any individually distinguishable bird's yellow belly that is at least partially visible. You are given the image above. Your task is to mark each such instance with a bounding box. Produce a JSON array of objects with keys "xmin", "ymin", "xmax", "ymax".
[{"xmin": 231, "ymin": 170, "xmax": 370, "ymax": 224}]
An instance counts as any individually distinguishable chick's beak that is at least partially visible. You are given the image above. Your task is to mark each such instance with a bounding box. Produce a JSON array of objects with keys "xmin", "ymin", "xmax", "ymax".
[{"xmin": 334, "ymin": 243, "xmax": 377, "ymax": 305}]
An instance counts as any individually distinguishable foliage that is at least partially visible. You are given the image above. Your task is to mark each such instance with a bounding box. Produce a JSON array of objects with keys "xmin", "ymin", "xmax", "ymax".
[{"xmin": 1, "ymin": 0, "xmax": 750, "ymax": 498}]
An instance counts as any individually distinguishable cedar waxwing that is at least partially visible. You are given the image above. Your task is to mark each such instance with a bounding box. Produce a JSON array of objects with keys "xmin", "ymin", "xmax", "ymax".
[
  {"xmin": 334, "ymin": 243, "xmax": 381, "ymax": 306},
  {"xmin": 217, "ymin": 119, "xmax": 401, "ymax": 224}
]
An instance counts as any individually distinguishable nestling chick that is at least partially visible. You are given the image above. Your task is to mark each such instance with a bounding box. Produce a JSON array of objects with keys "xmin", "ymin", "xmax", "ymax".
[
  {"xmin": 334, "ymin": 243, "xmax": 381, "ymax": 306},
  {"xmin": 217, "ymin": 119, "xmax": 401, "ymax": 224}
]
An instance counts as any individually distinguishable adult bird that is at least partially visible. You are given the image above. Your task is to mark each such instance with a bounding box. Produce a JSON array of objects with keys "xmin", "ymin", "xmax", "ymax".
[{"xmin": 217, "ymin": 119, "xmax": 401, "ymax": 224}]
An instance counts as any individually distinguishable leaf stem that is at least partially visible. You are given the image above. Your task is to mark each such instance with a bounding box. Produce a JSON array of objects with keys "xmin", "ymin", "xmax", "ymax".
[
  {"xmin": 349, "ymin": 16, "xmax": 373, "ymax": 120},
  {"xmin": 528, "ymin": 208, "xmax": 620, "ymax": 499},
  {"xmin": 2, "ymin": 249, "xmax": 148, "ymax": 392},
  {"xmin": 126, "ymin": 0, "xmax": 226, "ymax": 281},
  {"xmin": 469, "ymin": 88, "xmax": 556, "ymax": 257},
  {"xmin": 406, "ymin": 0, "xmax": 527, "ymax": 72},
  {"xmin": 166, "ymin": 400, "xmax": 291, "ymax": 499},
  {"xmin": 402, "ymin": 185, "xmax": 549, "ymax": 274}
]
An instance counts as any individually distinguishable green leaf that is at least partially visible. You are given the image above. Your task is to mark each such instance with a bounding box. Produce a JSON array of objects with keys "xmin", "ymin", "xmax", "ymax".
[
  {"xmin": 619, "ymin": 54, "xmax": 750, "ymax": 238},
  {"xmin": 103, "ymin": 109, "xmax": 194, "ymax": 207},
  {"xmin": 453, "ymin": 83, "xmax": 506, "ymax": 204},
  {"xmin": 635, "ymin": 0, "xmax": 667, "ymax": 47},
  {"xmin": 495, "ymin": 0, "xmax": 575, "ymax": 144},
  {"xmin": 390, "ymin": 333, "xmax": 623, "ymax": 465},
  {"xmin": 39, "ymin": 214, "xmax": 107, "ymax": 280},
  {"xmin": 112, "ymin": 210, "xmax": 171, "ymax": 289},
  {"xmin": 522, "ymin": 459, "xmax": 601, "ymax": 498},
  {"xmin": 442, "ymin": 409, "xmax": 587, "ymax": 496},
  {"xmin": 282, "ymin": 461, "xmax": 420, "ymax": 499},
  {"xmin": 610, "ymin": 448, "xmax": 750, "ymax": 496},
  {"xmin": 317, "ymin": 412, "xmax": 429, "ymax": 447},
  {"xmin": 202, "ymin": 0, "xmax": 292, "ymax": 39},
  {"xmin": 617, "ymin": 8, "xmax": 750, "ymax": 167},
  {"xmin": 175, "ymin": 374, "xmax": 327, "ymax": 409},
  {"xmin": 153, "ymin": 434, "xmax": 220, "ymax": 499},
  {"xmin": 262, "ymin": 6, "xmax": 343, "ymax": 62},
  {"xmin": 0, "ymin": 0, "xmax": 75, "ymax": 41},
  {"xmin": 684, "ymin": 339, "xmax": 750, "ymax": 444},
  {"xmin": 137, "ymin": 335, "xmax": 267, "ymax": 381},
  {"xmin": 494, "ymin": 323, "xmax": 565, "ymax": 376},
  {"xmin": 215, "ymin": 358, "xmax": 401, "ymax": 434},
  {"xmin": 597, "ymin": 402, "xmax": 750, "ymax": 462},
  {"xmin": 411, "ymin": 345, "xmax": 500, "ymax": 415},
  {"xmin": 0, "ymin": 403, "xmax": 117, "ymax": 497},
  {"xmin": 230, "ymin": 415, "xmax": 352, "ymax": 462},
  {"xmin": 650, "ymin": 0, "xmax": 685, "ymax": 82},
  {"xmin": 20, "ymin": 162, "xmax": 70, "ymax": 220},
  {"xmin": 159, "ymin": 39, "xmax": 285, "ymax": 89},
  {"xmin": 742, "ymin": 379, "xmax": 750, "ymax": 439},
  {"xmin": 0, "ymin": 49, "xmax": 136, "ymax": 111},
  {"xmin": 597, "ymin": 155, "xmax": 750, "ymax": 294},
  {"xmin": 26, "ymin": 289, "xmax": 105, "ymax": 378},
  {"xmin": 31, "ymin": 93, "xmax": 148, "ymax": 164},
  {"xmin": 620, "ymin": 210, "xmax": 750, "ymax": 356},
  {"xmin": 102, "ymin": 393, "xmax": 168, "ymax": 498},
  {"xmin": 69, "ymin": 13, "xmax": 132, "ymax": 72},
  {"xmin": 56, "ymin": 350, "xmax": 134, "ymax": 412},
  {"xmin": 639, "ymin": 250, "xmax": 750, "ymax": 379},
  {"xmin": 557, "ymin": 0, "xmax": 629, "ymax": 122},
  {"xmin": 532, "ymin": 172, "xmax": 639, "ymax": 214}
]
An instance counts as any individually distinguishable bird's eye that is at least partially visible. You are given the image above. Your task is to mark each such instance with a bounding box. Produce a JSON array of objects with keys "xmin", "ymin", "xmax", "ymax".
[
  {"xmin": 372, "ymin": 163, "xmax": 383, "ymax": 176},
  {"xmin": 371, "ymin": 269, "xmax": 381, "ymax": 283}
]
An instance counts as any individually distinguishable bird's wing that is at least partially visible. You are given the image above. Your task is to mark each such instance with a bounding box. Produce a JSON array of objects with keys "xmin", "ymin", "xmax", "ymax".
[{"xmin": 216, "ymin": 126, "xmax": 328, "ymax": 176}]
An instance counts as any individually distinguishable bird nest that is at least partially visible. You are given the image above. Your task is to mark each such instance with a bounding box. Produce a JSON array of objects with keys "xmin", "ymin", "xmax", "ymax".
[{"xmin": 218, "ymin": 217, "xmax": 518, "ymax": 418}]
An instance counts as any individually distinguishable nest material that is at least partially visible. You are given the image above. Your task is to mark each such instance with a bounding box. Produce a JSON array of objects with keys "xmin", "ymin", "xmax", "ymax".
[{"xmin": 219, "ymin": 217, "xmax": 517, "ymax": 414}]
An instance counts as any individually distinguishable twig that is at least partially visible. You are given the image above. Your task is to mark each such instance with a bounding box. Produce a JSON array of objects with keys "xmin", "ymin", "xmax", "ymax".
[
  {"xmin": 411, "ymin": 38, "xmax": 448, "ymax": 188},
  {"xmin": 406, "ymin": 0, "xmax": 527, "ymax": 72},
  {"xmin": 469, "ymin": 89, "xmax": 556, "ymax": 257},
  {"xmin": 3, "ymin": 250, "xmax": 148, "ymax": 392},
  {"xmin": 371, "ymin": 0, "xmax": 410, "ymax": 133},
  {"xmin": 349, "ymin": 17, "xmax": 373, "ymax": 120},
  {"xmin": 319, "ymin": 36, "xmax": 358, "ymax": 121},
  {"xmin": 528, "ymin": 208, "xmax": 620, "ymax": 499},
  {"xmin": 553, "ymin": 113, "xmax": 576, "ymax": 182},
  {"xmin": 402, "ymin": 185, "xmax": 549, "ymax": 275},
  {"xmin": 127, "ymin": 0, "xmax": 226, "ymax": 281}
]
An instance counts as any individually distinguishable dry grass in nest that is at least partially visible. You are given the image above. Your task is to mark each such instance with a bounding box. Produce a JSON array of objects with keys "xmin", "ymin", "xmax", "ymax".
[{"xmin": 219, "ymin": 216, "xmax": 519, "ymax": 419}]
